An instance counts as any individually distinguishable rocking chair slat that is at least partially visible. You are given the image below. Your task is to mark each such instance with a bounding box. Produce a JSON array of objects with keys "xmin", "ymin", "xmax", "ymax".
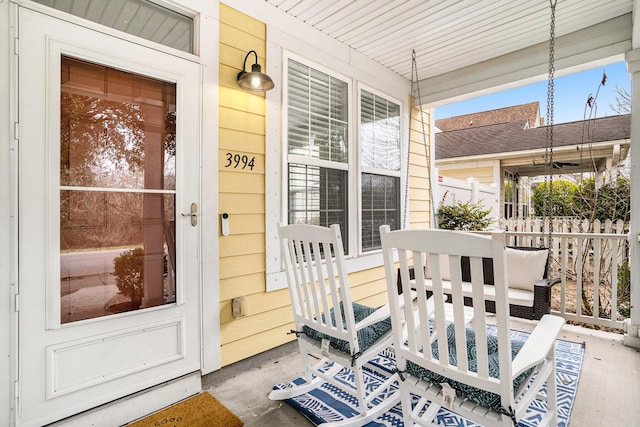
[
  {"xmin": 380, "ymin": 225, "xmax": 565, "ymax": 427},
  {"xmin": 271, "ymin": 223, "xmax": 401, "ymax": 427}
]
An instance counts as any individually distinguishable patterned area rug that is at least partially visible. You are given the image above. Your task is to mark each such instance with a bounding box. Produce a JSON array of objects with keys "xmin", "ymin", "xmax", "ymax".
[{"xmin": 273, "ymin": 329, "xmax": 585, "ymax": 427}]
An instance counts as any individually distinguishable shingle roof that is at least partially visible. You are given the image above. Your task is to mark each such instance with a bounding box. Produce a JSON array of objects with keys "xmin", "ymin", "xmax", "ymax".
[
  {"xmin": 435, "ymin": 114, "xmax": 630, "ymax": 160},
  {"xmin": 435, "ymin": 102, "xmax": 540, "ymax": 131}
]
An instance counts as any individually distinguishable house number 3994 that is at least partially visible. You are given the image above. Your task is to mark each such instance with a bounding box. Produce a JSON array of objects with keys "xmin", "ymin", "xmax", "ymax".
[{"xmin": 225, "ymin": 152, "xmax": 255, "ymax": 170}]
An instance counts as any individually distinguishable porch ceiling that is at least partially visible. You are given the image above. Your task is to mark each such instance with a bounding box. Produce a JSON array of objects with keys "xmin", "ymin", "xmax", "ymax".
[
  {"xmin": 441, "ymin": 147, "xmax": 619, "ymax": 179},
  {"xmin": 265, "ymin": 0, "xmax": 637, "ymax": 104},
  {"xmin": 502, "ymin": 151, "xmax": 613, "ymax": 177}
]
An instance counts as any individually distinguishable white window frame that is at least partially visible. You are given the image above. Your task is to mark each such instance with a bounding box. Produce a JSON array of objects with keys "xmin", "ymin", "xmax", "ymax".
[
  {"xmin": 357, "ymin": 84, "xmax": 403, "ymax": 254},
  {"xmin": 283, "ymin": 53, "xmax": 354, "ymax": 251},
  {"xmin": 265, "ymin": 50, "xmax": 407, "ymax": 292}
]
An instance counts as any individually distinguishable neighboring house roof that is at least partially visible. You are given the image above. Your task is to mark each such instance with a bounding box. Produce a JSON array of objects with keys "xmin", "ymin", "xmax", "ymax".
[
  {"xmin": 435, "ymin": 114, "xmax": 630, "ymax": 160},
  {"xmin": 435, "ymin": 102, "xmax": 541, "ymax": 131}
]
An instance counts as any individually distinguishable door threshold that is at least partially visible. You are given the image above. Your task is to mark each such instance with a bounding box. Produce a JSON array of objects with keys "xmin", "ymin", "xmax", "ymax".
[{"xmin": 45, "ymin": 372, "xmax": 201, "ymax": 427}]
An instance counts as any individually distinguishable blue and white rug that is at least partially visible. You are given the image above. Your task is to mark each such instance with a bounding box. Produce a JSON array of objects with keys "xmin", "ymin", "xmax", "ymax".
[{"xmin": 273, "ymin": 329, "xmax": 585, "ymax": 426}]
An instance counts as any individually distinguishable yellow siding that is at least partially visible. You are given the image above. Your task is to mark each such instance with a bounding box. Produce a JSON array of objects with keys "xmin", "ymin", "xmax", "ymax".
[
  {"xmin": 219, "ymin": 128, "xmax": 265, "ymax": 153},
  {"xmin": 219, "ymin": 253, "xmax": 265, "ymax": 278},
  {"xmin": 220, "ymin": 24, "xmax": 265, "ymax": 57},
  {"xmin": 219, "ymin": 234, "xmax": 265, "ymax": 257},
  {"xmin": 219, "ymin": 106, "xmax": 265, "ymax": 135},
  {"xmin": 350, "ymin": 266, "xmax": 390, "ymax": 310},
  {"xmin": 218, "ymin": 5, "xmax": 265, "ymax": 40},
  {"xmin": 221, "ymin": 305, "xmax": 293, "ymax": 342},
  {"xmin": 219, "ymin": 5, "xmax": 275, "ymax": 367},
  {"xmin": 219, "ymin": 171, "xmax": 264, "ymax": 193},
  {"xmin": 218, "ymin": 5, "xmax": 432, "ymax": 367},
  {"xmin": 222, "ymin": 325, "xmax": 296, "ymax": 366},
  {"xmin": 219, "ymin": 193, "xmax": 264, "ymax": 214},
  {"xmin": 219, "ymin": 272, "xmax": 264, "ymax": 300},
  {"xmin": 220, "ymin": 85, "xmax": 265, "ymax": 116},
  {"xmin": 439, "ymin": 165, "xmax": 494, "ymax": 185},
  {"xmin": 408, "ymin": 107, "xmax": 432, "ymax": 228}
]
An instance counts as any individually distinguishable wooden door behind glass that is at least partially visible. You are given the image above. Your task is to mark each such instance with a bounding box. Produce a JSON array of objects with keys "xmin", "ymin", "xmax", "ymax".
[{"xmin": 60, "ymin": 56, "xmax": 177, "ymax": 323}]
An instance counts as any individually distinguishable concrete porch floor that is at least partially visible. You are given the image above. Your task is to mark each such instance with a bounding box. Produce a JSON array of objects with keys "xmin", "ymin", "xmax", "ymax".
[{"xmin": 202, "ymin": 317, "xmax": 640, "ymax": 426}]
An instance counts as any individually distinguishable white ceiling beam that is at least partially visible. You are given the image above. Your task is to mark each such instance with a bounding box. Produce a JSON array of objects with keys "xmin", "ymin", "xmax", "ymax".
[
  {"xmin": 419, "ymin": 14, "xmax": 632, "ymax": 107},
  {"xmin": 633, "ymin": 0, "xmax": 640, "ymax": 49}
]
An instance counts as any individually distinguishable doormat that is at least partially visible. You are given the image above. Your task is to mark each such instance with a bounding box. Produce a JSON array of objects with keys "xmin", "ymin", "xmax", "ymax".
[
  {"xmin": 126, "ymin": 392, "xmax": 243, "ymax": 427},
  {"xmin": 273, "ymin": 329, "xmax": 585, "ymax": 427}
]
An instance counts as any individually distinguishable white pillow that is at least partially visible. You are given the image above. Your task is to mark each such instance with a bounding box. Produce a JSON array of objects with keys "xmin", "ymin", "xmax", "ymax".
[{"xmin": 505, "ymin": 248, "xmax": 548, "ymax": 291}]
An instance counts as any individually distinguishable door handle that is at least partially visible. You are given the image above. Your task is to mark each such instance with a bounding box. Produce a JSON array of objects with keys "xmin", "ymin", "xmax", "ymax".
[{"xmin": 181, "ymin": 202, "xmax": 198, "ymax": 226}]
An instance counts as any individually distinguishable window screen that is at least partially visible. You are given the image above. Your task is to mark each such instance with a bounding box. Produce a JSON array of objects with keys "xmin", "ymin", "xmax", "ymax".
[{"xmin": 360, "ymin": 90, "xmax": 401, "ymax": 251}]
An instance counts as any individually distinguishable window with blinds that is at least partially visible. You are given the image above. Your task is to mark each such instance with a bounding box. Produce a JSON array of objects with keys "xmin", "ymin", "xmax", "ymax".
[
  {"xmin": 286, "ymin": 59, "xmax": 349, "ymax": 249},
  {"xmin": 285, "ymin": 59, "xmax": 403, "ymax": 255},
  {"xmin": 360, "ymin": 90, "xmax": 401, "ymax": 251}
]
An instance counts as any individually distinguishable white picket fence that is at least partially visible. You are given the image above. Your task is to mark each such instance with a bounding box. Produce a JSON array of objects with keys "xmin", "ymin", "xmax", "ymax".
[
  {"xmin": 497, "ymin": 217, "xmax": 629, "ymax": 330},
  {"xmin": 498, "ymin": 217, "xmax": 628, "ymax": 235}
]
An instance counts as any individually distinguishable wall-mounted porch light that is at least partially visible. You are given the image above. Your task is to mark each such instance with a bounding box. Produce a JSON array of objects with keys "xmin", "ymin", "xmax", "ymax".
[{"xmin": 236, "ymin": 50, "xmax": 275, "ymax": 92}]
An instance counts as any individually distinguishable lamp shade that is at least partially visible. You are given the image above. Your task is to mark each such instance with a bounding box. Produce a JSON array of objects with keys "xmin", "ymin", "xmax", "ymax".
[{"xmin": 236, "ymin": 51, "xmax": 275, "ymax": 92}]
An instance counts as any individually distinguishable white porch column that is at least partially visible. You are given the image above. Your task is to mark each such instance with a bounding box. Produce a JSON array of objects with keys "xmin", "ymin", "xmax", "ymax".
[{"xmin": 623, "ymin": 49, "xmax": 640, "ymax": 348}]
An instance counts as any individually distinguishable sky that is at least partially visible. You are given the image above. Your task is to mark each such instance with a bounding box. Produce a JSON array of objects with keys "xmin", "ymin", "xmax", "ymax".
[{"xmin": 434, "ymin": 61, "xmax": 631, "ymax": 124}]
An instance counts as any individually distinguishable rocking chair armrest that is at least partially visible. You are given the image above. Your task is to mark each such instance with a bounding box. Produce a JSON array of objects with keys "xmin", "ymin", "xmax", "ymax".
[
  {"xmin": 355, "ymin": 303, "xmax": 391, "ymax": 330},
  {"xmin": 511, "ymin": 314, "xmax": 565, "ymax": 377},
  {"xmin": 355, "ymin": 291, "xmax": 418, "ymax": 331}
]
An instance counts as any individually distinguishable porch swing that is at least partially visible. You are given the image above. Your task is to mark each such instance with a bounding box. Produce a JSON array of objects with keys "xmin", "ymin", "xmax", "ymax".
[{"xmin": 399, "ymin": 0, "xmax": 560, "ymax": 320}]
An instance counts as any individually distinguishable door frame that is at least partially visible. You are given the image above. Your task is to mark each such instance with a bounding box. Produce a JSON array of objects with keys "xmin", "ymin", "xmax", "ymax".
[{"xmin": 4, "ymin": 1, "xmax": 220, "ymax": 425}]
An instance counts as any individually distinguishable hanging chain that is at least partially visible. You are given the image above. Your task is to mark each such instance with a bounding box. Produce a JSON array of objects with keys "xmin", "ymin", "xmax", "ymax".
[
  {"xmin": 417, "ymin": 63, "xmax": 435, "ymax": 229},
  {"xmin": 403, "ymin": 50, "xmax": 435, "ymax": 229},
  {"xmin": 544, "ymin": 0, "xmax": 556, "ymax": 246},
  {"xmin": 403, "ymin": 52, "xmax": 415, "ymax": 228}
]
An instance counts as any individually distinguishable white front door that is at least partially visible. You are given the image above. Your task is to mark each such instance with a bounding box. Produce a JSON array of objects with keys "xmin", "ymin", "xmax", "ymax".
[{"xmin": 18, "ymin": 8, "xmax": 201, "ymax": 426}]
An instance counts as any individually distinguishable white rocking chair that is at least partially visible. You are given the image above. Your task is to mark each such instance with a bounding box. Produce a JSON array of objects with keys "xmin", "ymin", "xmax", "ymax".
[
  {"xmin": 379, "ymin": 225, "xmax": 565, "ymax": 427},
  {"xmin": 270, "ymin": 224, "xmax": 400, "ymax": 426}
]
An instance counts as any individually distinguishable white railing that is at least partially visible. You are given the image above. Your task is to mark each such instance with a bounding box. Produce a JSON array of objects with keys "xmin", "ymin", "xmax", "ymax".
[{"xmin": 498, "ymin": 218, "xmax": 629, "ymax": 330}]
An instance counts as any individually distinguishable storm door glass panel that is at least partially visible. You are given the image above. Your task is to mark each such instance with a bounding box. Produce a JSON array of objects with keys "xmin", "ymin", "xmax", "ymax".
[{"xmin": 60, "ymin": 56, "xmax": 177, "ymax": 324}]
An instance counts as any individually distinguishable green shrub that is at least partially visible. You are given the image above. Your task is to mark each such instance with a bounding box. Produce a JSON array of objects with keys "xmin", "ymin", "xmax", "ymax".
[
  {"xmin": 532, "ymin": 179, "xmax": 579, "ymax": 217},
  {"xmin": 437, "ymin": 194, "xmax": 493, "ymax": 231},
  {"xmin": 113, "ymin": 247, "xmax": 144, "ymax": 307},
  {"xmin": 574, "ymin": 176, "xmax": 630, "ymax": 222}
]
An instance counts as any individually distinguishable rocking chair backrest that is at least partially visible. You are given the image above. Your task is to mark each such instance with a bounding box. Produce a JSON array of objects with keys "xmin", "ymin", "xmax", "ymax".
[
  {"xmin": 278, "ymin": 224, "xmax": 359, "ymax": 354},
  {"xmin": 380, "ymin": 226, "xmax": 516, "ymax": 409}
]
